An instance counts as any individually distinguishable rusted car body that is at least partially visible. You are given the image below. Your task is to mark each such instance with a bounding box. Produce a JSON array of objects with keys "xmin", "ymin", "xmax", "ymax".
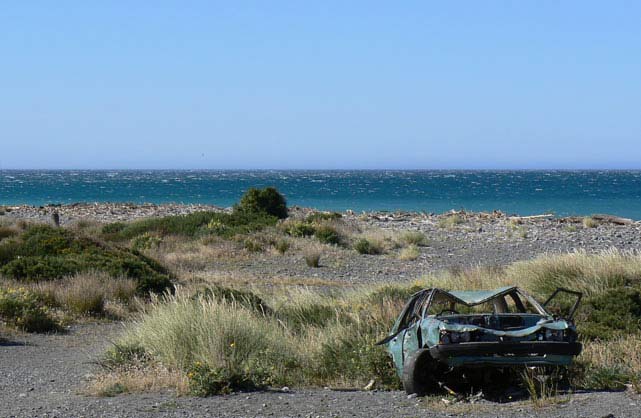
[{"xmin": 377, "ymin": 286, "xmax": 582, "ymax": 395}]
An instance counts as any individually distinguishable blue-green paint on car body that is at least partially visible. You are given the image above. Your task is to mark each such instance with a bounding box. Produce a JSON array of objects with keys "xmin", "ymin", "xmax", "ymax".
[{"xmin": 379, "ymin": 286, "xmax": 582, "ymax": 378}]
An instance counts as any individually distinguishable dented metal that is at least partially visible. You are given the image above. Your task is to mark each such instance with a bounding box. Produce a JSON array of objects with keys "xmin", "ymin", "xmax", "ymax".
[{"xmin": 379, "ymin": 286, "xmax": 583, "ymax": 380}]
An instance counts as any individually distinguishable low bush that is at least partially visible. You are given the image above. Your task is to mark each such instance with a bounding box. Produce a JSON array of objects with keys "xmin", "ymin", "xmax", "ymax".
[
  {"xmin": 105, "ymin": 286, "xmax": 405, "ymax": 395},
  {"xmin": 305, "ymin": 212, "xmax": 342, "ymax": 223},
  {"xmin": 274, "ymin": 239, "xmax": 290, "ymax": 255},
  {"xmin": 101, "ymin": 211, "xmax": 277, "ymax": 241},
  {"xmin": 304, "ymin": 250, "xmax": 321, "ymax": 268},
  {"xmin": 438, "ymin": 214, "xmax": 464, "ymax": 229},
  {"xmin": 399, "ymin": 231, "xmax": 428, "ymax": 247},
  {"xmin": 354, "ymin": 238, "xmax": 382, "ymax": 255},
  {"xmin": 102, "ymin": 342, "xmax": 151, "ymax": 369},
  {"xmin": 243, "ymin": 238, "xmax": 264, "ymax": 253},
  {"xmin": 398, "ymin": 245, "xmax": 420, "ymax": 261},
  {"xmin": 0, "ymin": 224, "xmax": 172, "ymax": 295},
  {"xmin": 575, "ymin": 364, "xmax": 629, "ymax": 391},
  {"xmin": 187, "ymin": 361, "xmax": 270, "ymax": 396},
  {"xmin": 576, "ymin": 288, "xmax": 641, "ymax": 340},
  {"xmin": 119, "ymin": 292, "xmax": 298, "ymax": 387},
  {"xmin": 281, "ymin": 220, "xmax": 316, "ymax": 238},
  {"xmin": 583, "ymin": 217, "xmax": 599, "ymax": 228},
  {"xmin": 0, "ymin": 287, "xmax": 59, "ymax": 332},
  {"xmin": 131, "ymin": 233, "xmax": 162, "ymax": 251},
  {"xmin": 31, "ymin": 272, "xmax": 138, "ymax": 317},
  {"xmin": 236, "ymin": 187, "xmax": 288, "ymax": 219},
  {"xmin": 313, "ymin": 321, "xmax": 399, "ymax": 388},
  {"xmin": 314, "ymin": 225, "xmax": 342, "ymax": 246},
  {"xmin": 574, "ymin": 334, "xmax": 641, "ymax": 391}
]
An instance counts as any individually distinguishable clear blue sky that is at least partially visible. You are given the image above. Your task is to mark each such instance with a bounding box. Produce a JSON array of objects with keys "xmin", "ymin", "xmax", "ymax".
[{"xmin": 1, "ymin": 1, "xmax": 640, "ymax": 169}]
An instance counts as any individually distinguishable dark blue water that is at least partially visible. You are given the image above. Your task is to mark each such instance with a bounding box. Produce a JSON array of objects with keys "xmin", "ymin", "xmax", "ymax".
[{"xmin": 2, "ymin": 170, "xmax": 641, "ymax": 219}]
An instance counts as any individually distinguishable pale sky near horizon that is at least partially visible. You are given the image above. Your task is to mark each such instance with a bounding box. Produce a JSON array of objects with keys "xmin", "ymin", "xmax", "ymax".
[{"xmin": 1, "ymin": 1, "xmax": 640, "ymax": 169}]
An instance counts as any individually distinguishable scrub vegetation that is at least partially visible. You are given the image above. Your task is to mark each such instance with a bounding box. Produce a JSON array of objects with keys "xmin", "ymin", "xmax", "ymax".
[
  {"xmin": 2, "ymin": 188, "xmax": 640, "ymax": 401},
  {"xmin": 96, "ymin": 249, "xmax": 641, "ymax": 397}
]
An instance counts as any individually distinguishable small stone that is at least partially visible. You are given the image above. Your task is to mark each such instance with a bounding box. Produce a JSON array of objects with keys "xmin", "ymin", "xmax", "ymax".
[
  {"xmin": 407, "ymin": 393, "xmax": 418, "ymax": 399},
  {"xmin": 281, "ymin": 386, "xmax": 290, "ymax": 392}
]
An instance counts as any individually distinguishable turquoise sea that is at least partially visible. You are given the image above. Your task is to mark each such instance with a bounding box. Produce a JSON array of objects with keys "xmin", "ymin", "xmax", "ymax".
[{"xmin": 2, "ymin": 170, "xmax": 641, "ymax": 219}]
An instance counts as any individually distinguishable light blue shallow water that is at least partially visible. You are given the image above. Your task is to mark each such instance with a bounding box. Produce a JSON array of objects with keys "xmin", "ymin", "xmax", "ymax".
[{"xmin": 2, "ymin": 170, "xmax": 641, "ymax": 219}]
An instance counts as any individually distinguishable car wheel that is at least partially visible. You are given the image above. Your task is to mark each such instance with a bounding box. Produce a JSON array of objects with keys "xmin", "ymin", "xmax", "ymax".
[{"xmin": 402, "ymin": 348, "xmax": 439, "ymax": 396}]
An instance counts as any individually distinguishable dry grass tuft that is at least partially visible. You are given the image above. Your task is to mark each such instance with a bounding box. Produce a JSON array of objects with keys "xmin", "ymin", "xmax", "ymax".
[
  {"xmin": 399, "ymin": 231, "xmax": 428, "ymax": 247},
  {"xmin": 398, "ymin": 245, "xmax": 420, "ymax": 261},
  {"xmin": 303, "ymin": 248, "xmax": 322, "ymax": 267},
  {"xmin": 438, "ymin": 214, "xmax": 464, "ymax": 229},
  {"xmin": 88, "ymin": 364, "xmax": 188, "ymax": 396},
  {"xmin": 32, "ymin": 271, "xmax": 138, "ymax": 316}
]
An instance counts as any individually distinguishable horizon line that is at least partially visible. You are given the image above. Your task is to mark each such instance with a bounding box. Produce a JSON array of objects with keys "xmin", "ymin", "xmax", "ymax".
[{"xmin": 2, "ymin": 167, "xmax": 641, "ymax": 172}]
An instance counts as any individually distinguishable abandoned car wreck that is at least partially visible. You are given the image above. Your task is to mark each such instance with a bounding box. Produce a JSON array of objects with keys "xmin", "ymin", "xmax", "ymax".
[{"xmin": 378, "ymin": 286, "xmax": 583, "ymax": 395}]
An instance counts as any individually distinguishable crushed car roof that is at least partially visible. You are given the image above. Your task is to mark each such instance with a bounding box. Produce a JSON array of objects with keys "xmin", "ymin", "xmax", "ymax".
[{"xmin": 439, "ymin": 286, "xmax": 518, "ymax": 305}]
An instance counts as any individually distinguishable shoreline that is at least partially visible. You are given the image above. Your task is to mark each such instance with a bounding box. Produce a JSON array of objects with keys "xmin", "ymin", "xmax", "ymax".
[{"xmin": 1, "ymin": 202, "xmax": 638, "ymax": 225}]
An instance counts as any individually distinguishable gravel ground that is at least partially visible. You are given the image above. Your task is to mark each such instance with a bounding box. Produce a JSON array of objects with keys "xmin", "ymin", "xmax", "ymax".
[
  {"xmin": 200, "ymin": 210, "xmax": 641, "ymax": 285},
  {"xmin": 1, "ymin": 324, "xmax": 640, "ymax": 418}
]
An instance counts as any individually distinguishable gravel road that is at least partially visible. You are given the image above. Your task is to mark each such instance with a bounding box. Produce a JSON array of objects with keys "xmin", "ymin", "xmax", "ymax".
[{"xmin": 1, "ymin": 323, "xmax": 640, "ymax": 418}]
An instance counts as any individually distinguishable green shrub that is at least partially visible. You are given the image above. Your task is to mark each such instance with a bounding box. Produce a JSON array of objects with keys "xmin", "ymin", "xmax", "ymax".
[
  {"xmin": 354, "ymin": 238, "xmax": 382, "ymax": 255},
  {"xmin": 102, "ymin": 211, "xmax": 277, "ymax": 240},
  {"xmin": 187, "ymin": 361, "xmax": 270, "ymax": 396},
  {"xmin": 243, "ymin": 238, "xmax": 264, "ymax": 253},
  {"xmin": 577, "ymin": 288, "xmax": 641, "ymax": 340},
  {"xmin": 274, "ymin": 239, "xmax": 290, "ymax": 254},
  {"xmin": 0, "ymin": 287, "xmax": 59, "ymax": 332},
  {"xmin": 1, "ymin": 256, "xmax": 79, "ymax": 281},
  {"xmin": 400, "ymin": 231, "xmax": 428, "ymax": 247},
  {"xmin": 0, "ymin": 224, "xmax": 172, "ymax": 295},
  {"xmin": 314, "ymin": 324, "xmax": 400, "ymax": 388},
  {"xmin": 102, "ymin": 343, "xmax": 151, "ymax": 369},
  {"xmin": 131, "ymin": 233, "xmax": 162, "ymax": 251},
  {"xmin": 236, "ymin": 187, "xmax": 288, "ymax": 219},
  {"xmin": 314, "ymin": 225, "xmax": 341, "ymax": 246},
  {"xmin": 283, "ymin": 221, "xmax": 316, "ymax": 238},
  {"xmin": 20, "ymin": 225, "xmax": 74, "ymax": 256},
  {"xmin": 575, "ymin": 363, "xmax": 629, "ymax": 391},
  {"xmin": 306, "ymin": 212, "xmax": 342, "ymax": 223}
]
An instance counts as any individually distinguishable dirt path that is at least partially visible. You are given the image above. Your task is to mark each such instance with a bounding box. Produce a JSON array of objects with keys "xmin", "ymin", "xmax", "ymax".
[{"xmin": 1, "ymin": 323, "xmax": 640, "ymax": 417}]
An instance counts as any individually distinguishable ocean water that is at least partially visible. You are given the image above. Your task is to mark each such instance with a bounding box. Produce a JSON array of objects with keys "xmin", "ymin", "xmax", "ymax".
[{"xmin": 2, "ymin": 170, "xmax": 641, "ymax": 219}]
